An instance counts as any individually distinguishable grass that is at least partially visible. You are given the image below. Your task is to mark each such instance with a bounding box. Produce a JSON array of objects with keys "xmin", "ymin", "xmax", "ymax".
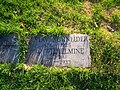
[
  {"xmin": 0, "ymin": 0, "xmax": 120, "ymax": 89},
  {"xmin": 0, "ymin": 63, "xmax": 119, "ymax": 90},
  {"xmin": 0, "ymin": 0, "xmax": 119, "ymax": 35}
]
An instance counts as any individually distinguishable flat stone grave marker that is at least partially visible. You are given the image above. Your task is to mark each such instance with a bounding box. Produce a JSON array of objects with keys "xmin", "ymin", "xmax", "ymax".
[
  {"xmin": 0, "ymin": 34, "xmax": 19, "ymax": 63},
  {"xmin": 26, "ymin": 34, "xmax": 91, "ymax": 67}
]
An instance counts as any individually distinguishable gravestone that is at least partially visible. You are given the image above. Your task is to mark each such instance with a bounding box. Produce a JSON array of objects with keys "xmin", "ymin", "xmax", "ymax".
[
  {"xmin": 0, "ymin": 34, "xmax": 19, "ymax": 63},
  {"xmin": 26, "ymin": 34, "xmax": 91, "ymax": 67}
]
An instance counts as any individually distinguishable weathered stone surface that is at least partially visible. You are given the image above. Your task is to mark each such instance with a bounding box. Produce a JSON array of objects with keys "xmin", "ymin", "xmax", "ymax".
[
  {"xmin": 0, "ymin": 34, "xmax": 19, "ymax": 63},
  {"xmin": 26, "ymin": 34, "xmax": 91, "ymax": 67}
]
